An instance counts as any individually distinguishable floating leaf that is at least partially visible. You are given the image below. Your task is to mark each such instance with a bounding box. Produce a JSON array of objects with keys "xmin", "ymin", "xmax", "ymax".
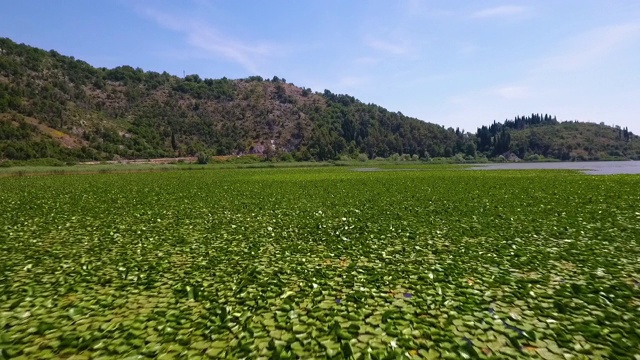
[{"xmin": 0, "ymin": 167, "xmax": 638, "ymax": 358}]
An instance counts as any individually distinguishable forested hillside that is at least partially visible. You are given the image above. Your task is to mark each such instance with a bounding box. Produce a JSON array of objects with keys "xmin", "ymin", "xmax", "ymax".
[
  {"xmin": 476, "ymin": 114, "xmax": 640, "ymax": 160},
  {"xmin": 0, "ymin": 38, "xmax": 467, "ymax": 162},
  {"xmin": 0, "ymin": 37, "xmax": 638, "ymax": 162}
]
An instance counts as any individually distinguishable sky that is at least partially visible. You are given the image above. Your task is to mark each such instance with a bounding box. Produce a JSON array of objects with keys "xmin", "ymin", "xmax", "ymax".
[{"xmin": 2, "ymin": 0, "xmax": 640, "ymax": 133}]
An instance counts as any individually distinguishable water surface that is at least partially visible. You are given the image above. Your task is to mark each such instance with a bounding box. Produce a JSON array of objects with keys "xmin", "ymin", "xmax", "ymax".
[{"xmin": 470, "ymin": 161, "xmax": 640, "ymax": 175}]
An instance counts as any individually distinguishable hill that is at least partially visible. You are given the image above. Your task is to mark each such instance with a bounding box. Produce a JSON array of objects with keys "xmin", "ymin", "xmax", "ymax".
[
  {"xmin": 0, "ymin": 37, "xmax": 638, "ymax": 163},
  {"xmin": 476, "ymin": 114, "xmax": 640, "ymax": 161},
  {"xmin": 0, "ymin": 37, "xmax": 466, "ymax": 162}
]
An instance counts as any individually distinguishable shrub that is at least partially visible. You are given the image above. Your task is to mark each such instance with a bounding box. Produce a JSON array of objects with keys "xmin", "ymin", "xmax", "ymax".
[
  {"xmin": 278, "ymin": 152, "xmax": 294, "ymax": 162},
  {"xmin": 293, "ymin": 148, "xmax": 312, "ymax": 162},
  {"xmin": 196, "ymin": 153, "xmax": 209, "ymax": 164}
]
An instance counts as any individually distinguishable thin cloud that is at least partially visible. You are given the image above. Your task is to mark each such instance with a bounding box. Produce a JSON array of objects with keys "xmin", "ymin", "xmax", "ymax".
[
  {"xmin": 495, "ymin": 85, "xmax": 529, "ymax": 99},
  {"xmin": 339, "ymin": 76, "xmax": 368, "ymax": 88},
  {"xmin": 140, "ymin": 7, "xmax": 276, "ymax": 73},
  {"xmin": 365, "ymin": 37, "xmax": 409, "ymax": 55},
  {"xmin": 471, "ymin": 5, "xmax": 528, "ymax": 19},
  {"xmin": 537, "ymin": 22, "xmax": 640, "ymax": 72}
]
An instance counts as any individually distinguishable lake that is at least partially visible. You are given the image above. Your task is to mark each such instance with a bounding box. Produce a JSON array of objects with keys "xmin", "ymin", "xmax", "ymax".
[{"xmin": 470, "ymin": 161, "xmax": 640, "ymax": 175}]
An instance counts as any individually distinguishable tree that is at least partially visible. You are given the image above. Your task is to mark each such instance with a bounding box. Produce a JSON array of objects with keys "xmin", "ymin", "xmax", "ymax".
[
  {"xmin": 464, "ymin": 142, "xmax": 477, "ymax": 157},
  {"xmin": 196, "ymin": 152, "xmax": 209, "ymax": 164},
  {"xmin": 492, "ymin": 128, "xmax": 511, "ymax": 156},
  {"xmin": 263, "ymin": 144, "xmax": 277, "ymax": 161},
  {"xmin": 3, "ymin": 145, "xmax": 17, "ymax": 159},
  {"xmin": 171, "ymin": 132, "xmax": 178, "ymax": 152},
  {"xmin": 476, "ymin": 126, "xmax": 493, "ymax": 153}
]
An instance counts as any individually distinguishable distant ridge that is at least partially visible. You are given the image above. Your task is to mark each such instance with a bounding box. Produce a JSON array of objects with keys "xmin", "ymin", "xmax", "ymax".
[{"xmin": 1, "ymin": 37, "xmax": 638, "ymax": 162}]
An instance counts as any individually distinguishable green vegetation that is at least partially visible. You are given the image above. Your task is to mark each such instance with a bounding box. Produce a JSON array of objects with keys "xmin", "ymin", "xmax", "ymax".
[
  {"xmin": 0, "ymin": 158, "xmax": 461, "ymax": 177},
  {"xmin": 1, "ymin": 37, "xmax": 639, "ymax": 165},
  {"xmin": 1, "ymin": 167, "xmax": 639, "ymax": 359},
  {"xmin": 0, "ymin": 38, "xmax": 464, "ymax": 162},
  {"xmin": 477, "ymin": 115, "xmax": 640, "ymax": 161}
]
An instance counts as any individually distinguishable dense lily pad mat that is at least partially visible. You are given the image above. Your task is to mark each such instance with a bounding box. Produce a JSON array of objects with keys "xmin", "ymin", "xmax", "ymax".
[{"xmin": 1, "ymin": 168, "xmax": 639, "ymax": 359}]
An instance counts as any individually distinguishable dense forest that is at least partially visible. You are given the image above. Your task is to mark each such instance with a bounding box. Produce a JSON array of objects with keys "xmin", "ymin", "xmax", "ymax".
[{"xmin": 1, "ymin": 37, "xmax": 639, "ymax": 162}]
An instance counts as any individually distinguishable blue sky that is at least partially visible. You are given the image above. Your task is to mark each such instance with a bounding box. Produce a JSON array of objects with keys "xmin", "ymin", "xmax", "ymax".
[{"xmin": 2, "ymin": 0, "xmax": 640, "ymax": 133}]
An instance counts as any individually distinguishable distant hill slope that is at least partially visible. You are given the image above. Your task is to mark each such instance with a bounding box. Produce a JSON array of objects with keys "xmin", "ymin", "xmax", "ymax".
[
  {"xmin": 0, "ymin": 37, "xmax": 638, "ymax": 162},
  {"xmin": 510, "ymin": 122, "xmax": 640, "ymax": 160},
  {"xmin": 0, "ymin": 37, "xmax": 464, "ymax": 162},
  {"xmin": 476, "ymin": 114, "xmax": 640, "ymax": 160}
]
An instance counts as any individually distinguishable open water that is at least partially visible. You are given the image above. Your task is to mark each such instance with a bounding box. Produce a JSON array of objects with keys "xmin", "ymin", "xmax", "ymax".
[{"xmin": 470, "ymin": 161, "xmax": 640, "ymax": 175}]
